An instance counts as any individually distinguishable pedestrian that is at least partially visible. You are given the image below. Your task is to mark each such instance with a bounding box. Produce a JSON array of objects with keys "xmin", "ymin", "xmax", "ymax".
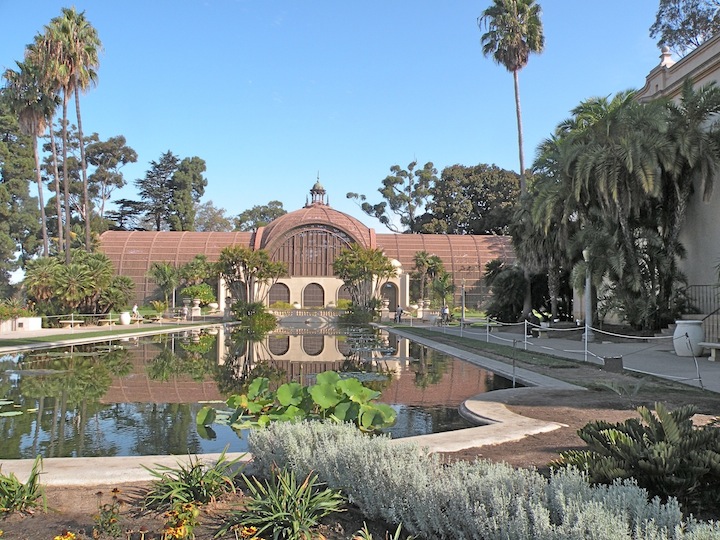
[
  {"xmin": 132, "ymin": 304, "xmax": 139, "ymax": 318},
  {"xmin": 441, "ymin": 305, "xmax": 450, "ymax": 323},
  {"xmin": 395, "ymin": 305, "xmax": 403, "ymax": 323}
]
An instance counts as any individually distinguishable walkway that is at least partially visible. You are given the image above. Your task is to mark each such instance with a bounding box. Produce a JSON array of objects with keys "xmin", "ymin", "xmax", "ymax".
[{"xmin": 392, "ymin": 319, "xmax": 720, "ymax": 394}]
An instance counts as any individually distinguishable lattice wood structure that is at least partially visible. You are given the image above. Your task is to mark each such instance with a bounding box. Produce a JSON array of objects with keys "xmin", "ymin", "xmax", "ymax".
[{"xmin": 98, "ymin": 182, "xmax": 514, "ymax": 308}]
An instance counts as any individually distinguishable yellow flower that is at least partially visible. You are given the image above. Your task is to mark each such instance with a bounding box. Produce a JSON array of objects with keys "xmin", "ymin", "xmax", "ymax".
[{"xmin": 53, "ymin": 532, "xmax": 76, "ymax": 540}]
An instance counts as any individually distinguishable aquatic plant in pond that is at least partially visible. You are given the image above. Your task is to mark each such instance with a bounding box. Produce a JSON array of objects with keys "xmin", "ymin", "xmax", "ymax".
[{"xmin": 197, "ymin": 370, "xmax": 397, "ymax": 434}]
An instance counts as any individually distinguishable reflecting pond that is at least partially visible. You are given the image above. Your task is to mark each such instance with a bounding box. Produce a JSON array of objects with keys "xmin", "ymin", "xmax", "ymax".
[{"xmin": 0, "ymin": 325, "xmax": 518, "ymax": 459}]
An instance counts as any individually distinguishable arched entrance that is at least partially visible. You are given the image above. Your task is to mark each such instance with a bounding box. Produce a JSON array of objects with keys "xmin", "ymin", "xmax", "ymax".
[
  {"xmin": 303, "ymin": 283, "xmax": 325, "ymax": 307},
  {"xmin": 382, "ymin": 282, "xmax": 398, "ymax": 311}
]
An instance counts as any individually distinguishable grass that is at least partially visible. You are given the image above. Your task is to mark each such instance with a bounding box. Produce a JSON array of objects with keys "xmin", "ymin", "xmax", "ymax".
[
  {"xmin": 397, "ymin": 327, "xmax": 711, "ymax": 397},
  {"xmin": 0, "ymin": 322, "xmax": 212, "ymax": 349}
]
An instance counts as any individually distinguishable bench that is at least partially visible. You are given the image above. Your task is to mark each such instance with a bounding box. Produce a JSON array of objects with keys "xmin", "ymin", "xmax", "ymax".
[
  {"xmin": 531, "ymin": 327, "xmax": 549, "ymax": 338},
  {"xmin": 698, "ymin": 342, "xmax": 720, "ymax": 360},
  {"xmin": 59, "ymin": 320, "xmax": 84, "ymax": 328},
  {"xmin": 97, "ymin": 318, "xmax": 117, "ymax": 326}
]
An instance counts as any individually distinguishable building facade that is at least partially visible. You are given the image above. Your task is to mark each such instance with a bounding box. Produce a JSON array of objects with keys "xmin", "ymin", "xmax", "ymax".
[
  {"xmin": 636, "ymin": 40, "xmax": 720, "ymax": 300},
  {"xmin": 98, "ymin": 182, "xmax": 514, "ymax": 311}
]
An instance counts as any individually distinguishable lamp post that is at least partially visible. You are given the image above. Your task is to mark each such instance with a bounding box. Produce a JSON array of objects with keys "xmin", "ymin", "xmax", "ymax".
[
  {"xmin": 582, "ymin": 248, "xmax": 594, "ymax": 342},
  {"xmin": 461, "ymin": 278, "xmax": 466, "ymax": 324}
]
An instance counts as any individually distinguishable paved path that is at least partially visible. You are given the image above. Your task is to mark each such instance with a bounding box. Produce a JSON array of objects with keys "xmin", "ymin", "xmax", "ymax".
[{"xmin": 394, "ymin": 320, "xmax": 720, "ymax": 394}]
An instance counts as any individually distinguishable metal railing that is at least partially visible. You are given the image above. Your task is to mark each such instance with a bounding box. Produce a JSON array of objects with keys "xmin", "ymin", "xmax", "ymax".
[
  {"xmin": 685, "ymin": 284, "xmax": 718, "ymax": 314},
  {"xmin": 684, "ymin": 284, "xmax": 720, "ymax": 343}
]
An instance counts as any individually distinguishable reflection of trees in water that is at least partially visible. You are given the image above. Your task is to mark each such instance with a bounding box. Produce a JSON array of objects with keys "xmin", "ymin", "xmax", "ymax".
[
  {"xmin": 212, "ymin": 326, "xmax": 286, "ymax": 395},
  {"xmin": 408, "ymin": 342, "xmax": 448, "ymax": 389},
  {"xmin": 125, "ymin": 403, "xmax": 203, "ymax": 456},
  {"xmin": 146, "ymin": 332, "xmax": 218, "ymax": 382},
  {"xmin": 0, "ymin": 344, "xmax": 134, "ymax": 458}
]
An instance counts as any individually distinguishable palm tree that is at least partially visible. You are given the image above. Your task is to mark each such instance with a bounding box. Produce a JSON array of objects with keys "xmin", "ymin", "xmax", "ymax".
[
  {"xmin": 412, "ymin": 251, "xmax": 443, "ymax": 303},
  {"xmin": 26, "ymin": 35, "xmax": 64, "ymax": 256},
  {"xmin": 24, "ymin": 257, "xmax": 61, "ymax": 302},
  {"xmin": 562, "ymin": 92, "xmax": 667, "ymax": 290},
  {"xmin": 148, "ymin": 261, "xmax": 180, "ymax": 309},
  {"xmin": 54, "ymin": 262, "xmax": 93, "ymax": 310},
  {"xmin": 2, "ymin": 59, "xmax": 58, "ymax": 256},
  {"xmin": 479, "ymin": 0, "xmax": 544, "ymax": 195},
  {"xmin": 46, "ymin": 7, "xmax": 102, "ymax": 255},
  {"xmin": 656, "ymin": 80, "xmax": 720, "ymax": 310}
]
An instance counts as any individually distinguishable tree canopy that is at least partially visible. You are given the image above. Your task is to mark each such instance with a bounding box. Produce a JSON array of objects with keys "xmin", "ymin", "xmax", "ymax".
[
  {"xmin": 347, "ymin": 161, "xmax": 436, "ymax": 233},
  {"xmin": 235, "ymin": 200, "xmax": 286, "ymax": 231},
  {"xmin": 650, "ymin": 0, "xmax": 720, "ymax": 56},
  {"xmin": 422, "ymin": 164, "xmax": 520, "ymax": 235}
]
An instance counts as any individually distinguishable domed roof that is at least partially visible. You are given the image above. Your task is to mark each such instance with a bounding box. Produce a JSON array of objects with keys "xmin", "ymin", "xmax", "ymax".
[{"xmin": 258, "ymin": 184, "xmax": 374, "ymax": 250}]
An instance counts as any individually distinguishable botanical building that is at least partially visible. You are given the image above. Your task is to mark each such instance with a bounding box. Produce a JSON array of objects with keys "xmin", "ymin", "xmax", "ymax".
[{"xmin": 98, "ymin": 182, "xmax": 514, "ymax": 311}]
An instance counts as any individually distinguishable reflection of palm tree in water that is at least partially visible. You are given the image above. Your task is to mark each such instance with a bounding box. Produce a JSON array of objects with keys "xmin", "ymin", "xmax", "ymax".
[
  {"xmin": 410, "ymin": 343, "xmax": 447, "ymax": 389},
  {"xmin": 15, "ymin": 345, "xmax": 130, "ymax": 457}
]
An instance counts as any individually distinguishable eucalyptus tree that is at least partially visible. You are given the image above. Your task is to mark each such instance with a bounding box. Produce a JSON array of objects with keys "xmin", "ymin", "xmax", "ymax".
[
  {"xmin": 2, "ymin": 59, "xmax": 58, "ymax": 256},
  {"xmin": 479, "ymin": 0, "xmax": 544, "ymax": 194},
  {"xmin": 235, "ymin": 200, "xmax": 286, "ymax": 232},
  {"xmin": 347, "ymin": 161, "xmax": 437, "ymax": 233},
  {"xmin": 46, "ymin": 7, "xmax": 102, "ymax": 255},
  {"xmin": 195, "ymin": 200, "xmax": 233, "ymax": 232}
]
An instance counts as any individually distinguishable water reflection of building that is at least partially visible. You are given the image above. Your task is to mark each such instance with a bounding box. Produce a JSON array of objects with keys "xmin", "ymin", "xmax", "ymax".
[{"xmin": 100, "ymin": 329, "xmax": 508, "ymax": 411}]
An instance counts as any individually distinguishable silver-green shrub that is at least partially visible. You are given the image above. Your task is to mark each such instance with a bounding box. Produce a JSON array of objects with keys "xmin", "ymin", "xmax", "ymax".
[{"xmin": 248, "ymin": 421, "xmax": 720, "ymax": 540}]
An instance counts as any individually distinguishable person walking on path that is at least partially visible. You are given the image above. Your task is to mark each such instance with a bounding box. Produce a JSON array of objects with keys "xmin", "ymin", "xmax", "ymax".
[{"xmin": 395, "ymin": 305, "xmax": 403, "ymax": 323}]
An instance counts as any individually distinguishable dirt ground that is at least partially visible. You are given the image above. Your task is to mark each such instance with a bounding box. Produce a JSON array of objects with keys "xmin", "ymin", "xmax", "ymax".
[{"xmin": 2, "ymin": 359, "xmax": 719, "ymax": 539}]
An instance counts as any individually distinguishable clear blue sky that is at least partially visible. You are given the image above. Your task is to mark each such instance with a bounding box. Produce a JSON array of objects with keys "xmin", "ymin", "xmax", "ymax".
[{"xmin": 1, "ymin": 0, "xmax": 662, "ymax": 232}]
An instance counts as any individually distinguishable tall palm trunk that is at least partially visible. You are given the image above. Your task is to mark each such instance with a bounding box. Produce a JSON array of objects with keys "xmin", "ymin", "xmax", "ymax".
[
  {"xmin": 48, "ymin": 118, "xmax": 64, "ymax": 254},
  {"xmin": 32, "ymin": 135, "xmax": 49, "ymax": 256},
  {"xmin": 513, "ymin": 69, "xmax": 533, "ymax": 319},
  {"xmin": 547, "ymin": 254, "xmax": 560, "ymax": 321},
  {"xmin": 61, "ymin": 90, "xmax": 72, "ymax": 264},
  {"xmin": 513, "ymin": 68, "xmax": 526, "ymax": 195},
  {"xmin": 73, "ymin": 74, "xmax": 92, "ymax": 252}
]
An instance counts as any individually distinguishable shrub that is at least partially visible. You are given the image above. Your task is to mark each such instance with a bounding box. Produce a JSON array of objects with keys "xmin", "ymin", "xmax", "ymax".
[
  {"xmin": 269, "ymin": 301, "xmax": 293, "ymax": 309},
  {"xmin": 218, "ymin": 467, "xmax": 345, "ymax": 539},
  {"xmin": 142, "ymin": 449, "xmax": 245, "ymax": 509},
  {"xmin": 247, "ymin": 421, "xmax": 720, "ymax": 540},
  {"xmin": 553, "ymin": 402, "xmax": 720, "ymax": 515},
  {"xmin": 149, "ymin": 300, "xmax": 167, "ymax": 314},
  {"xmin": 231, "ymin": 301, "xmax": 277, "ymax": 333},
  {"xmin": 335, "ymin": 298, "xmax": 352, "ymax": 310},
  {"xmin": 180, "ymin": 283, "xmax": 216, "ymax": 306},
  {"xmin": 0, "ymin": 455, "xmax": 44, "ymax": 515}
]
